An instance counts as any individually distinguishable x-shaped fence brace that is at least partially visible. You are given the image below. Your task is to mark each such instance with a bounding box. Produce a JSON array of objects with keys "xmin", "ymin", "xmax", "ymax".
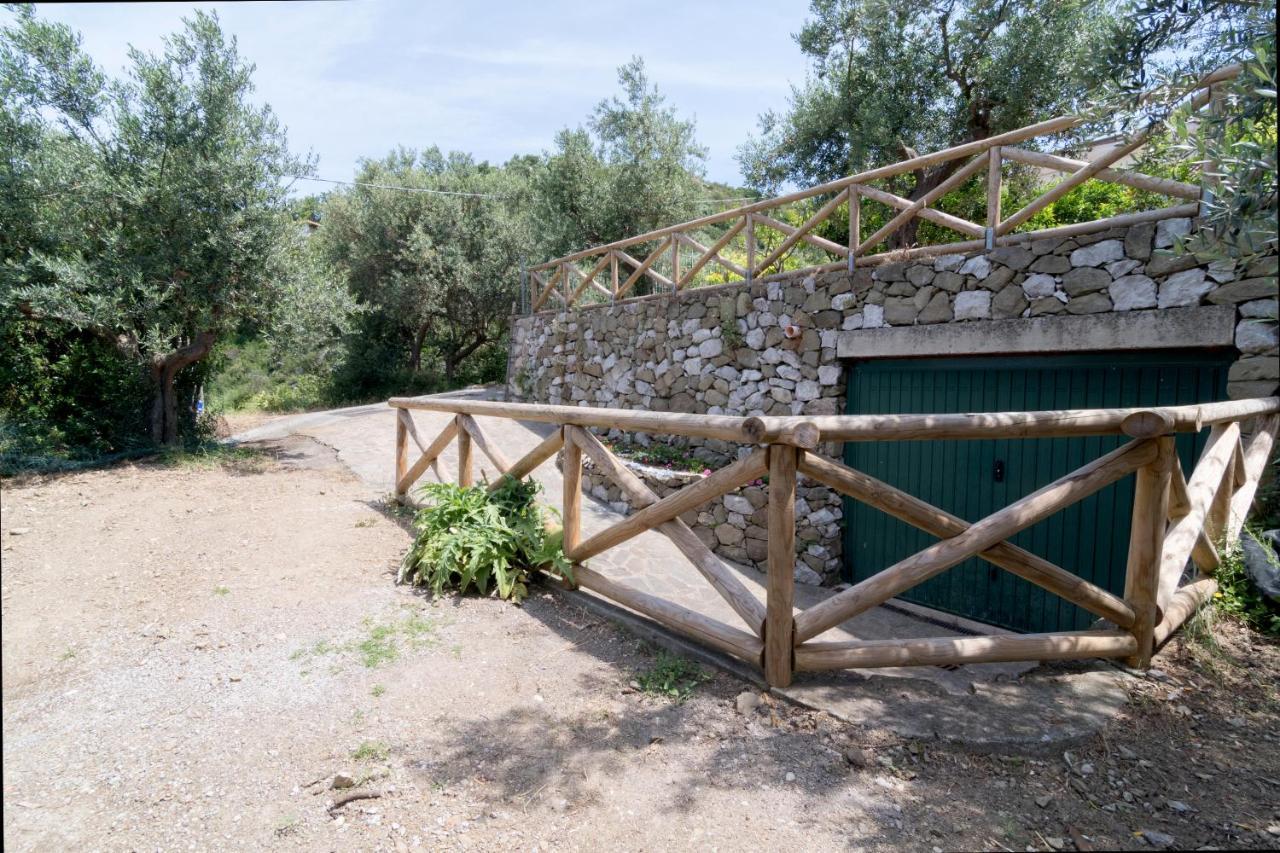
[{"xmin": 392, "ymin": 398, "xmax": 1279, "ymax": 687}]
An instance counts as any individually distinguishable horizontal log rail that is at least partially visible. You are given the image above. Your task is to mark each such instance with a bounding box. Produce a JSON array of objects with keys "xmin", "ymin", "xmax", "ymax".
[
  {"xmin": 389, "ymin": 394, "xmax": 1278, "ymax": 688},
  {"xmin": 523, "ymin": 66, "xmax": 1240, "ymax": 312}
]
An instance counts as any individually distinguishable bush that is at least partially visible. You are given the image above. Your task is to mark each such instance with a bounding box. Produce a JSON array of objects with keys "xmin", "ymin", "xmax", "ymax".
[
  {"xmin": 1215, "ymin": 533, "xmax": 1280, "ymax": 637},
  {"xmin": 398, "ymin": 477, "xmax": 570, "ymax": 601}
]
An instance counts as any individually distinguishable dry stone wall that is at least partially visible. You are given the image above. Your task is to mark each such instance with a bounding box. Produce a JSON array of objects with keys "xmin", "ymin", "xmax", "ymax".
[{"xmin": 511, "ymin": 218, "xmax": 1278, "ymax": 585}]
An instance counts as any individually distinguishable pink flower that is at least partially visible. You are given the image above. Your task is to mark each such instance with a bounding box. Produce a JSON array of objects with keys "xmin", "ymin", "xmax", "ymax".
[{"xmin": 702, "ymin": 468, "xmax": 712, "ymax": 477}]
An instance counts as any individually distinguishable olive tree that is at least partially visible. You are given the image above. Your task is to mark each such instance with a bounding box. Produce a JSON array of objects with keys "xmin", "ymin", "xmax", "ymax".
[{"xmin": 1, "ymin": 7, "xmax": 307, "ymax": 444}]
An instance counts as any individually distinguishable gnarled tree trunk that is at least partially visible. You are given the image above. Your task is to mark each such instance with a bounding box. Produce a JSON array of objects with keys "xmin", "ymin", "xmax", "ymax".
[{"xmin": 148, "ymin": 331, "xmax": 216, "ymax": 446}]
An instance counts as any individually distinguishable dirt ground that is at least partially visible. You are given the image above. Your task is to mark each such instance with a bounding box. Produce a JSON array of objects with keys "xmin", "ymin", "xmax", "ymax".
[{"xmin": 3, "ymin": 441, "xmax": 1279, "ymax": 852}]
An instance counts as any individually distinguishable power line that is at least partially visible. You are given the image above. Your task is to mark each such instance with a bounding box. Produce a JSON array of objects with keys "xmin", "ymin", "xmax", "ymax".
[{"xmin": 290, "ymin": 174, "xmax": 759, "ymax": 205}]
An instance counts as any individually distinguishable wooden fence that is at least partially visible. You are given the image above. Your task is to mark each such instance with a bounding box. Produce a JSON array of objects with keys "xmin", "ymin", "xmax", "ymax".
[
  {"xmin": 524, "ymin": 65, "xmax": 1240, "ymax": 314},
  {"xmin": 390, "ymin": 395, "xmax": 1279, "ymax": 687}
]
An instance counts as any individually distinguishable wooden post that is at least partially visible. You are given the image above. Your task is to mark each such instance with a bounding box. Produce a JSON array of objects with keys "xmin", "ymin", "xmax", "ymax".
[
  {"xmin": 745, "ymin": 215, "xmax": 755, "ymax": 284},
  {"xmin": 563, "ymin": 426, "xmax": 582, "ymax": 558},
  {"xmin": 985, "ymin": 146, "xmax": 1001, "ymax": 250},
  {"xmin": 394, "ymin": 412, "xmax": 409, "ymax": 503},
  {"xmin": 847, "ymin": 187, "xmax": 859, "ymax": 273},
  {"xmin": 671, "ymin": 236, "xmax": 680, "ymax": 292},
  {"xmin": 765, "ymin": 445, "xmax": 798, "ymax": 687},
  {"xmin": 610, "ymin": 250, "xmax": 619, "ymax": 296},
  {"xmin": 456, "ymin": 415, "xmax": 473, "ymax": 487},
  {"xmin": 1124, "ymin": 436, "xmax": 1173, "ymax": 668}
]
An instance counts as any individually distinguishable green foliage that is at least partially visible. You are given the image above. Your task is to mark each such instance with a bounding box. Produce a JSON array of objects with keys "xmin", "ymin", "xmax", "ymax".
[
  {"xmin": 739, "ymin": 1, "xmax": 1119, "ymax": 194},
  {"xmin": 1214, "ymin": 534, "xmax": 1280, "ymax": 637},
  {"xmin": 350, "ymin": 740, "xmax": 390, "ymax": 762},
  {"xmin": 1, "ymin": 7, "xmax": 310, "ymax": 446},
  {"xmin": 634, "ymin": 650, "xmax": 710, "ymax": 702},
  {"xmin": 398, "ymin": 477, "xmax": 570, "ymax": 602}
]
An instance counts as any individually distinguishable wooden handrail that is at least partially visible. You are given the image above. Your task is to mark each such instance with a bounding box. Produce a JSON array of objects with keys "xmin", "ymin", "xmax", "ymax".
[
  {"xmin": 523, "ymin": 65, "xmax": 1242, "ymax": 311},
  {"xmin": 389, "ymin": 391, "xmax": 1276, "ymax": 686}
]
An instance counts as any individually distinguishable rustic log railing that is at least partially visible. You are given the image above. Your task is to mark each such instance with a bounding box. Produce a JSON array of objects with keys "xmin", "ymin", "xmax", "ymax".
[
  {"xmin": 390, "ymin": 395, "xmax": 1278, "ymax": 687},
  {"xmin": 524, "ymin": 65, "xmax": 1239, "ymax": 313}
]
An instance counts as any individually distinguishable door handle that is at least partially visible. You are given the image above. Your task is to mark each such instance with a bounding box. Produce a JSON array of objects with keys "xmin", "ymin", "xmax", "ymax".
[{"xmin": 993, "ymin": 459, "xmax": 1005, "ymax": 482}]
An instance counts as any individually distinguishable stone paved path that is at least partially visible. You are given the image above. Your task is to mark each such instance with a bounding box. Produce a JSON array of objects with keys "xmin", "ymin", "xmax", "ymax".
[{"xmin": 232, "ymin": 387, "xmax": 1129, "ymax": 745}]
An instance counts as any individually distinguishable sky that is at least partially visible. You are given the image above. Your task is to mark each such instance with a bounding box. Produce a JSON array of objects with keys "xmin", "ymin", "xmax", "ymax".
[{"xmin": 22, "ymin": 1, "xmax": 815, "ymax": 193}]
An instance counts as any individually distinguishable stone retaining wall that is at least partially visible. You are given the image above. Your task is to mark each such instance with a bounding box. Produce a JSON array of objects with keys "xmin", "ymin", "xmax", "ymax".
[{"xmin": 512, "ymin": 218, "xmax": 1278, "ymax": 585}]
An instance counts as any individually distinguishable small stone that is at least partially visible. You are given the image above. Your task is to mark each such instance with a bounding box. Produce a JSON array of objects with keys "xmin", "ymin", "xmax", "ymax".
[
  {"xmin": 551, "ymin": 798, "xmax": 569, "ymax": 812},
  {"xmin": 1066, "ymin": 292, "xmax": 1113, "ymax": 314},
  {"xmin": 8, "ymin": 528, "xmax": 31, "ymax": 536},
  {"xmin": 933, "ymin": 254, "xmax": 965, "ymax": 272},
  {"xmin": 1155, "ymin": 217, "xmax": 1191, "ymax": 248},
  {"xmin": 723, "ymin": 494, "xmax": 754, "ymax": 515},
  {"xmin": 735, "ymin": 691, "xmax": 761, "ymax": 715},
  {"xmin": 332, "ymin": 773, "xmax": 356, "ymax": 790},
  {"xmin": 959, "ymin": 256, "xmax": 991, "ymax": 278},
  {"xmin": 785, "ymin": 772, "xmax": 797, "ymax": 783},
  {"xmin": 794, "ymin": 565, "xmax": 823, "ymax": 585},
  {"xmin": 1167, "ymin": 800, "xmax": 1193, "ymax": 814},
  {"xmin": 1070, "ymin": 239, "xmax": 1125, "ymax": 267},
  {"xmin": 844, "ymin": 747, "xmax": 873, "ymax": 767},
  {"xmin": 1046, "ymin": 837, "xmax": 1065, "ymax": 851},
  {"xmin": 1139, "ymin": 829, "xmax": 1175, "ymax": 848},
  {"xmin": 1035, "ymin": 794, "xmax": 1053, "ymax": 808},
  {"xmin": 1021, "ymin": 273, "xmax": 1057, "ymax": 299}
]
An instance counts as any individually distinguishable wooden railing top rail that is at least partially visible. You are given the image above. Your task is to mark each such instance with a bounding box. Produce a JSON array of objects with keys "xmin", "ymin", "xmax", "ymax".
[
  {"xmin": 388, "ymin": 396, "xmax": 1280, "ymax": 447},
  {"xmin": 523, "ymin": 65, "xmax": 1242, "ymax": 313}
]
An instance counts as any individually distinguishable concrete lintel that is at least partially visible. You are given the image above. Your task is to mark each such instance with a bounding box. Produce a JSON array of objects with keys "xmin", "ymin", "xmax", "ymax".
[{"xmin": 837, "ymin": 306, "xmax": 1238, "ymax": 360}]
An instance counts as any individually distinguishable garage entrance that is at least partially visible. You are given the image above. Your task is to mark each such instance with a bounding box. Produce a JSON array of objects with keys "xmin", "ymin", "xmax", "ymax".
[{"xmin": 841, "ymin": 350, "xmax": 1234, "ymax": 633}]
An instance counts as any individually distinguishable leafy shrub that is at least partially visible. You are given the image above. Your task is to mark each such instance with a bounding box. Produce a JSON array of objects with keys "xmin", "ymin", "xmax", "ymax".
[
  {"xmin": 398, "ymin": 476, "xmax": 570, "ymax": 601},
  {"xmin": 1214, "ymin": 533, "xmax": 1280, "ymax": 637},
  {"xmin": 635, "ymin": 650, "xmax": 710, "ymax": 702}
]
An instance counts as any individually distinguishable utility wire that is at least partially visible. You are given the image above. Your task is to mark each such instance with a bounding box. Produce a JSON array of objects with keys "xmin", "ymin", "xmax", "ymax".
[{"xmin": 290, "ymin": 173, "xmax": 758, "ymax": 205}]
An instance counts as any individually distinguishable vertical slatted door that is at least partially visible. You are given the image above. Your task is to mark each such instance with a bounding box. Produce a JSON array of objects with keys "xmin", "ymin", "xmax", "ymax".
[{"xmin": 842, "ymin": 350, "xmax": 1232, "ymax": 633}]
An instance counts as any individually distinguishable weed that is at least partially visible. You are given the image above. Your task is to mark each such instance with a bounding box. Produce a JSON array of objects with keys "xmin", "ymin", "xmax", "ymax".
[
  {"xmin": 354, "ymin": 517, "xmax": 377, "ymax": 528},
  {"xmin": 1213, "ymin": 532, "xmax": 1280, "ymax": 637},
  {"xmin": 59, "ymin": 646, "xmax": 76, "ymax": 661},
  {"xmin": 213, "ymin": 585, "xmax": 230, "ymax": 596},
  {"xmin": 721, "ymin": 327, "xmax": 744, "ymax": 351},
  {"xmin": 273, "ymin": 813, "xmax": 301, "ymax": 837},
  {"xmin": 289, "ymin": 611, "xmax": 437, "ymax": 669},
  {"xmin": 350, "ymin": 709, "xmax": 366, "ymax": 725},
  {"xmin": 371, "ymin": 684, "xmax": 386, "ymax": 697},
  {"xmin": 634, "ymin": 650, "xmax": 710, "ymax": 702},
  {"xmin": 351, "ymin": 740, "xmax": 390, "ymax": 762}
]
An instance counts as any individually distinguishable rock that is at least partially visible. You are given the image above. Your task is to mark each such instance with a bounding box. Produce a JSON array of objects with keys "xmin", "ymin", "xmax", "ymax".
[
  {"xmin": 980, "ymin": 266, "xmax": 1017, "ymax": 291},
  {"xmin": 992, "ymin": 286, "xmax": 1028, "ymax": 319},
  {"xmin": 8, "ymin": 527, "xmax": 31, "ymax": 536},
  {"xmin": 1239, "ymin": 298, "xmax": 1278, "ymax": 319},
  {"xmin": 1240, "ymin": 529, "xmax": 1280, "ymax": 601},
  {"xmin": 1157, "ymin": 269, "xmax": 1212, "ymax": 308},
  {"xmin": 1030, "ymin": 254, "xmax": 1071, "ymax": 274},
  {"xmin": 1110, "ymin": 275, "xmax": 1157, "ymax": 311},
  {"xmin": 1125, "ymin": 222, "xmax": 1156, "ymax": 260},
  {"xmin": 723, "ymin": 494, "xmax": 754, "ymax": 515},
  {"xmin": 735, "ymin": 691, "xmax": 761, "ymax": 715},
  {"xmin": 831, "ymin": 293, "xmax": 856, "ymax": 311},
  {"xmin": 332, "ymin": 773, "xmax": 356, "ymax": 790},
  {"xmin": 954, "ymin": 290, "xmax": 992, "ymax": 321},
  {"xmin": 933, "ymin": 254, "xmax": 965, "ymax": 272},
  {"xmin": 883, "ymin": 296, "xmax": 919, "ymax": 325},
  {"xmin": 1155, "ymin": 217, "xmax": 1191, "ymax": 248},
  {"xmin": 1070, "ymin": 239, "xmax": 1124, "ymax": 267},
  {"xmin": 1035, "ymin": 794, "xmax": 1053, "ymax": 808},
  {"xmin": 817, "ymin": 364, "xmax": 842, "ymax": 385},
  {"xmin": 795, "ymin": 380, "xmax": 821, "ymax": 402},
  {"xmin": 698, "ymin": 338, "xmax": 723, "ymax": 358},
  {"xmin": 1139, "ymin": 829, "xmax": 1175, "ymax": 848},
  {"xmin": 714, "ymin": 523, "xmax": 744, "ymax": 546},
  {"xmin": 794, "ymin": 565, "xmax": 823, "ymax": 585},
  {"xmin": 1062, "ymin": 267, "xmax": 1111, "ymax": 296},
  {"xmin": 1046, "ymin": 837, "xmax": 1065, "ymax": 851},
  {"xmin": 1021, "ymin": 273, "xmax": 1058, "ymax": 299},
  {"xmin": 784, "ymin": 771, "xmax": 797, "ymax": 783},
  {"xmin": 1235, "ymin": 319, "xmax": 1278, "ymax": 354},
  {"xmin": 1206, "ymin": 277, "xmax": 1278, "ymax": 305},
  {"xmin": 918, "ymin": 291, "xmax": 953, "ymax": 324},
  {"xmin": 1030, "ymin": 296, "xmax": 1066, "ymax": 315},
  {"xmin": 1066, "ymin": 292, "xmax": 1112, "ymax": 314},
  {"xmin": 933, "ymin": 271, "xmax": 965, "ymax": 293},
  {"xmin": 844, "ymin": 747, "xmax": 873, "ymax": 767},
  {"xmin": 959, "ymin": 256, "xmax": 991, "ymax": 278},
  {"xmin": 1145, "ymin": 251, "xmax": 1200, "ymax": 277},
  {"xmin": 1229, "ymin": 356, "xmax": 1279, "ymax": 382},
  {"xmin": 989, "ymin": 246, "xmax": 1034, "ymax": 270},
  {"xmin": 862, "ymin": 304, "xmax": 885, "ymax": 328},
  {"xmin": 1107, "ymin": 258, "xmax": 1142, "ymax": 278},
  {"xmin": 906, "ymin": 265, "xmax": 935, "ymax": 286},
  {"xmin": 1166, "ymin": 800, "xmax": 1193, "ymax": 814},
  {"xmin": 550, "ymin": 797, "xmax": 570, "ymax": 812}
]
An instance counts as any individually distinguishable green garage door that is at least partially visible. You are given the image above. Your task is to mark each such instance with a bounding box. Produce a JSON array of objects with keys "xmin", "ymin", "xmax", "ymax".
[{"xmin": 842, "ymin": 350, "xmax": 1233, "ymax": 634}]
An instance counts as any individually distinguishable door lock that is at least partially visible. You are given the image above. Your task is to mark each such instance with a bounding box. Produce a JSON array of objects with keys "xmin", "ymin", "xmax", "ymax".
[{"xmin": 993, "ymin": 459, "xmax": 1005, "ymax": 482}]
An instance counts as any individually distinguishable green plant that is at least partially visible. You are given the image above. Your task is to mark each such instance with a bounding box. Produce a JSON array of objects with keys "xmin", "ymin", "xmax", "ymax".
[
  {"xmin": 351, "ymin": 740, "xmax": 390, "ymax": 762},
  {"xmin": 398, "ymin": 476, "xmax": 571, "ymax": 601},
  {"xmin": 634, "ymin": 650, "xmax": 710, "ymax": 702},
  {"xmin": 213, "ymin": 585, "xmax": 230, "ymax": 596},
  {"xmin": 371, "ymin": 684, "xmax": 386, "ymax": 697},
  {"xmin": 1213, "ymin": 532, "xmax": 1280, "ymax": 637}
]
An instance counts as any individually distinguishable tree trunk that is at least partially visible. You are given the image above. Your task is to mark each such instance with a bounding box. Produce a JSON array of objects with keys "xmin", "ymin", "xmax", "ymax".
[
  {"xmin": 148, "ymin": 331, "xmax": 216, "ymax": 446},
  {"xmin": 409, "ymin": 324, "xmax": 429, "ymax": 373}
]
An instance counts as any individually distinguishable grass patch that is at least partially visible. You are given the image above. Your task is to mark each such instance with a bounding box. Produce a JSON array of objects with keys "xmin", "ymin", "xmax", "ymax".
[
  {"xmin": 59, "ymin": 647, "xmax": 76, "ymax": 661},
  {"xmin": 351, "ymin": 740, "xmax": 390, "ymax": 762},
  {"xmin": 1213, "ymin": 532, "xmax": 1280, "ymax": 637},
  {"xmin": 635, "ymin": 649, "xmax": 711, "ymax": 703},
  {"xmin": 288, "ymin": 609, "xmax": 438, "ymax": 669},
  {"xmin": 371, "ymin": 684, "xmax": 386, "ymax": 697},
  {"xmin": 213, "ymin": 585, "xmax": 230, "ymax": 596},
  {"xmin": 155, "ymin": 443, "xmax": 269, "ymax": 473}
]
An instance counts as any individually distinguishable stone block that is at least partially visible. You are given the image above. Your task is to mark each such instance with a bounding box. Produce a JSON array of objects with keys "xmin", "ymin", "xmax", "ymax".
[
  {"xmin": 1065, "ymin": 292, "xmax": 1113, "ymax": 314},
  {"xmin": 1229, "ymin": 355, "xmax": 1280, "ymax": 382},
  {"xmin": 954, "ymin": 290, "xmax": 991, "ymax": 320},
  {"xmin": 1062, "ymin": 267, "xmax": 1111, "ymax": 296},
  {"xmin": 918, "ymin": 290, "xmax": 953, "ymax": 324},
  {"xmin": 933, "ymin": 271, "xmax": 964, "ymax": 292},
  {"xmin": 906, "ymin": 265, "xmax": 936, "ymax": 286},
  {"xmin": 1109, "ymin": 275, "xmax": 1157, "ymax": 311},
  {"xmin": 1144, "ymin": 252, "xmax": 1200, "ymax": 277},
  {"xmin": 1124, "ymin": 222, "xmax": 1155, "ymax": 260},
  {"xmin": 884, "ymin": 296, "xmax": 919, "ymax": 325},
  {"xmin": 1235, "ymin": 319, "xmax": 1278, "ymax": 354},
  {"xmin": 959, "ymin": 256, "xmax": 991, "ymax": 278},
  {"xmin": 1155, "ymin": 217, "xmax": 1191, "ymax": 248},
  {"xmin": 1157, "ymin": 268, "xmax": 1212, "ymax": 308},
  {"xmin": 992, "ymin": 285, "xmax": 1028, "ymax": 319},
  {"xmin": 980, "ymin": 266, "xmax": 1017, "ymax": 291},
  {"xmin": 1030, "ymin": 297, "xmax": 1065, "ymax": 316},
  {"xmin": 1206, "ymin": 277, "xmax": 1277, "ymax": 305},
  {"xmin": 1030, "ymin": 254, "xmax": 1071, "ymax": 274},
  {"xmin": 988, "ymin": 246, "xmax": 1034, "ymax": 270},
  {"xmin": 934, "ymin": 254, "xmax": 965, "ymax": 272},
  {"xmin": 1239, "ymin": 298, "xmax": 1278, "ymax": 319},
  {"xmin": 1021, "ymin": 273, "xmax": 1057, "ymax": 299},
  {"xmin": 1069, "ymin": 239, "xmax": 1124, "ymax": 267}
]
